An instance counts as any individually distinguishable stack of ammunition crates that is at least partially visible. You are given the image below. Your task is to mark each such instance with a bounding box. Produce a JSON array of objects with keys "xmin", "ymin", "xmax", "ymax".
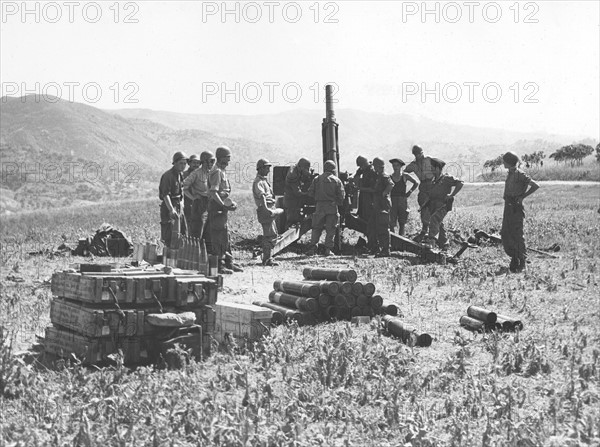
[
  {"xmin": 45, "ymin": 266, "xmax": 219, "ymax": 365},
  {"xmin": 214, "ymin": 302, "xmax": 273, "ymax": 343},
  {"xmin": 253, "ymin": 267, "xmax": 399, "ymax": 326}
]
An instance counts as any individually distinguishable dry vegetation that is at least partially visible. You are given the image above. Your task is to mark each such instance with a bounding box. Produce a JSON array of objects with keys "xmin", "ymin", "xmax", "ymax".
[{"xmin": 1, "ymin": 183, "xmax": 599, "ymax": 446}]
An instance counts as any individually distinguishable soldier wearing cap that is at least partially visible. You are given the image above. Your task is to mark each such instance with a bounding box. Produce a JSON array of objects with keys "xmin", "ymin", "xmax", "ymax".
[
  {"xmin": 183, "ymin": 151, "xmax": 215, "ymax": 240},
  {"xmin": 253, "ymin": 159, "xmax": 280, "ymax": 266},
  {"xmin": 159, "ymin": 151, "xmax": 188, "ymax": 248},
  {"xmin": 423, "ymin": 158, "xmax": 463, "ymax": 250},
  {"xmin": 389, "ymin": 158, "xmax": 419, "ymax": 236},
  {"xmin": 404, "ymin": 145, "xmax": 436, "ymax": 239},
  {"xmin": 284, "ymin": 157, "xmax": 312, "ymax": 226},
  {"xmin": 182, "ymin": 154, "xmax": 201, "ymax": 232},
  {"xmin": 501, "ymin": 151, "xmax": 539, "ymax": 273},
  {"xmin": 306, "ymin": 160, "xmax": 345, "ymax": 256},
  {"xmin": 369, "ymin": 157, "xmax": 395, "ymax": 257},
  {"xmin": 208, "ymin": 146, "xmax": 242, "ymax": 274}
]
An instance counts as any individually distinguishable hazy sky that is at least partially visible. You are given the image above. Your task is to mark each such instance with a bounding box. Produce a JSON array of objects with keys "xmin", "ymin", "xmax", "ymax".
[{"xmin": 1, "ymin": 1, "xmax": 598, "ymax": 138}]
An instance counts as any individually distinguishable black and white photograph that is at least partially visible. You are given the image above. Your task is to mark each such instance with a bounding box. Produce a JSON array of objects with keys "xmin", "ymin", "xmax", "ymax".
[{"xmin": 1, "ymin": 1, "xmax": 599, "ymax": 445}]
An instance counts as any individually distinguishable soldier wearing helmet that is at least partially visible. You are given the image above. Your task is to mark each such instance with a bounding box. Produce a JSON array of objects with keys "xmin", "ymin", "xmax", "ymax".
[
  {"xmin": 283, "ymin": 157, "xmax": 312, "ymax": 226},
  {"xmin": 207, "ymin": 146, "xmax": 242, "ymax": 274},
  {"xmin": 501, "ymin": 151, "xmax": 539, "ymax": 273},
  {"xmin": 352, "ymin": 155, "xmax": 378, "ymax": 252},
  {"xmin": 182, "ymin": 154, "xmax": 201, "ymax": 230},
  {"xmin": 253, "ymin": 158, "xmax": 281, "ymax": 266},
  {"xmin": 404, "ymin": 145, "xmax": 436, "ymax": 240},
  {"xmin": 306, "ymin": 160, "xmax": 345, "ymax": 256},
  {"xmin": 370, "ymin": 157, "xmax": 395, "ymax": 257},
  {"xmin": 183, "ymin": 150, "xmax": 215, "ymax": 241},
  {"xmin": 159, "ymin": 151, "xmax": 188, "ymax": 248}
]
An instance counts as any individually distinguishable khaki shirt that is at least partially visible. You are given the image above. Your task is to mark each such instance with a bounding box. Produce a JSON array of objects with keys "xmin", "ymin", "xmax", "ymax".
[
  {"xmin": 158, "ymin": 167, "xmax": 183, "ymax": 202},
  {"xmin": 183, "ymin": 166, "xmax": 211, "ymax": 200},
  {"xmin": 308, "ymin": 172, "xmax": 345, "ymax": 214},
  {"xmin": 208, "ymin": 165, "xmax": 231, "ymax": 200},
  {"xmin": 253, "ymin": 174, "xmax": 275, "ymax": 208},
  {"xmin": 405, "ymin": 157, "xmax": 435, "ymax": 184},
  {"xmin": 504, "ymin": 168, "xmax": 531, "ymax": 200}
]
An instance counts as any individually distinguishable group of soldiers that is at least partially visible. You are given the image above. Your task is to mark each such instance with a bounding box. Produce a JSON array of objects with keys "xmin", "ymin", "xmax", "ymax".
[{"xmin": 160, "ymin": 144, "xmax": 538, "ymax": 274}]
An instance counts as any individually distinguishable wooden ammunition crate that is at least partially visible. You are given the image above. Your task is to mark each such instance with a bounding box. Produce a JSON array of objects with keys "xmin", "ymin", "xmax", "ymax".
[
  {"xmin": 44, "ymin": 326, "xmax": 150, "ymax": 365},
  {"xmin": 167, "ymin": 276, "xmax": 218, "ymax": 308},
  {"xmin": 50, "ymin": 298, "xmax": 145, "ymax": 337},
  {"xmin": 215, "ymin": 302, "xmax": 272, "ymax": 342},
  {"xmin": 193, "ymin": 305, "xmax": 216, "ymax": 334},
  {"xmin": 51, "ymin": 272, "xmax": 136, "ymax": 304}
]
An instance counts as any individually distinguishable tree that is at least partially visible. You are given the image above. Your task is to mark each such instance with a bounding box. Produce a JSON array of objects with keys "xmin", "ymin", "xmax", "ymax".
[
  {"xmin": 549, "ymin": 144, "xmax": 594, "ymax": 167},
  {"xmin": 596, "ymin": 143, "xmax": 600, "ymax": 163}
]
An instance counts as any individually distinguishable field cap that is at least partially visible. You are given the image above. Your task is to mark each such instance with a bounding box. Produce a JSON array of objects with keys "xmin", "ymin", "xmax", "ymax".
[
  {"xmin": 389, "ymin": 158, "xmax": 405, "ymax": 166},
  {"xmin": 256, "ymin": 158, "xmax": 272, "ymax": 170},
  {"xmin": 372, "ymin": 157, "xmax": 385, "ymax": 167},
  {"xmin": 503, "ymin": 151, "xmax": 519, "ymax": 166},
  {"xmin": 172, "ymin": 151, "xmax": 188, "ymax": 164},
  {"xmin": 324, "ymin": 160, "xmax": 337, "ymax": 173},
  {"xmin": 430, "ymin": 158, "xmax": 446, "ymax": 169}
]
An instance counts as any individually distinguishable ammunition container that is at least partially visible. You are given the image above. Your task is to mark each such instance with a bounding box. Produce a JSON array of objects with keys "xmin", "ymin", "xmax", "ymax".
[
  {"xmin": 496, "ymin": 314, "xmax": 523, "ymax": 331},
  {"xmin": 460, "ymin": 315, "xmax": 487, "ymax": 332},
  {"xmin": 363, "ymin": 282, "xmax": 376, "ymax": 297},
  {"xmin": 467, "ymin": 305, "xmax": 497, "ymax": 324},
  {"xmin": 269, "ymin": 291, "xmax": 318, "ymax": 312},
  {"xmin": 273, "ymin": 280, "xmax": 320, "ymax": 298},
  {"xmin": 302, "ymin": 267, "xmax": 358, "ymax": 283}
]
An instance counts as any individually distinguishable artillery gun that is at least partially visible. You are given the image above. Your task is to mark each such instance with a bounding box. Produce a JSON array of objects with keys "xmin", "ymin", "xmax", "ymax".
[{"xmin": 270, "ymin": 84, "xmax": 468, "ymax": 264}]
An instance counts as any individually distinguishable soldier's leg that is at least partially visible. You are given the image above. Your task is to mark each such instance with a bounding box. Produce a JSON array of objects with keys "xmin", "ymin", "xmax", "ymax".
[
  {"xmin": 427, "ymin": 207, "xmax": 446, "ymax": 247},
  {"xmin": 160, "ymin": 203, "xmax": 172, "ymax": 248},
  {"xmin": 513, "ymin": 205, "xmax": 527, "ymax": 271},
  {"xmin": 417, "ymin": 190, "xmax": 429, "ymax": 236},
  {"xmin": 376, "ymin": 211, "xmax": 390, "ymax": 256},
  {"xmin": 389, "ymin": 197, "xmax": 399, "ymax": 233},
  {"xmin": 309, "ymin": 211, "xmax": 326, "ymax": 252},
  {"xmin": 323, "ymin": 213, "xmax": 339, "ymax": 250},
  {"xmin": 501, "ymin": 204, "xmax": 516, "ymax": 259},
  {"xmin": 438, "ymin": 222, "xmax": 448, "ymax": 249}
]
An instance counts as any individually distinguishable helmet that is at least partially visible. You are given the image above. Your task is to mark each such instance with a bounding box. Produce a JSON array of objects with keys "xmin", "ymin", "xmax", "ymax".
[
  {"xmin": 324, "ymin": 160, "xmax": 337, "ymax": 173},
  {"xmin": 256, "ymin": 158, "xmax": 272, "ymax": 170},
  {"xmin": 172, "ymin": 151, "xmax": 188, "ymax": 164},
  {"xmin": 412, "ymin": 145, "xmax": 423, "ymax": 155},
  {"xmin": 297, "ymin": 158, "xmax": 311, "ymax": 170},
  {"xmin": 215, "ymin": 146, "xmax": 232, "ymax": 159},
  {"xmin": 372, "ymin": 157, "xmax": 385, "ymax": 167},
  {"xmin": 188, "ymin": 154, "xmax": 200, "ymax": 163},
  {"xmin": 502, "ymin": 151, "xmax": 519, "ymax": 166},
  {"xmin": 200, "ymin": 151, "xmax": 215, "ymax": 163},
  {"xmin": 356, "ymin": 155, "xmax": 368, "ymax": 166}
]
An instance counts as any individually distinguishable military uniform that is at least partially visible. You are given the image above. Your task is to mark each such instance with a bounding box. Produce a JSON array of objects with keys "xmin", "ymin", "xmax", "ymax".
[
  {"xmin": 253, "ymin": 171, "xmax": 278, "ymax": 264},
  {"xmin": 501, "ymin": 167, "xmax": 532, "ymax": 269},
  {"xmin": 405, "ymin": 156, "xmax": 435, "ymax": 235},
  {"xmin": 183, "ymin": 166, "xmax": 211, "ymax": 239},
  {"xmin": 208, "ymin": 164, "xmax": 231, "ymax": 258},
  {"xmin": 390, "ymin": 173, "xmax": 412, "ymax": 235},
  {"xmin": 354, "ymin": 164, "xmax": 378, "ymax": 250},
  {"xmin": 370, "ymin": 171, "xmax": 394, "ymax": 256},
  {"xmin": 159, "ymin": 167, "xmax": 187, "ymax": 248},
  {"xmin": 283, "ymin": 165, "xmax": 309, "ymax": 225},
  {"xmin": 308, "ymin": 167, "xmax": 345, "ymax": 253},
  {"xmin": 425, "ymin": 174, "xmax": 461, "ymax": 247}
]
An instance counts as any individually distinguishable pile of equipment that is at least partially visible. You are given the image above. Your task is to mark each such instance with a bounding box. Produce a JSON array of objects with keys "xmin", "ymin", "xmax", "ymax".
[{"xmin": 459, "ymin": 305, "xmax": 524, "ymax": 333}]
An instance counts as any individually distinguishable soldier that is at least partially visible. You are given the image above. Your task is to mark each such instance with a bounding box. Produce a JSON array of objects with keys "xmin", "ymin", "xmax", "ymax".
[
  {"xmin": 159, "ymin": 152, "xmax": 188, "ymax": 249},
  {"xmin": 208, "ymin": 146, "xmax": 242, "ymax": 274},
  {"xmin": 306, "ymin": 160, "xmax": 345, "ymax": 256},
  {"xmin": 404, "ymin": 145, "xmax": 435, "ymax": 240},
  {"xmin": 182, "ymin": 154, "xmax": 200, "ymax": 229},
  {"xmin": 183, "ymin": 151, "xmax": 215, "ymax": 239},
  {"xmin": 353, "ymin": 155, "xmax": 378, "ymax": 252},
  {"xmin": 501, "ymin": 151, "xmax": 539, "ymax": 273},
  {"xmin": 284, "ymin": 158, "xmax": 312, "ymax": 226},
  {"xmin": 370, "ymin": 157, "xmax": 395, "ymax": 257},
  {"xmin": 423, "ymin": 158, "xmax": 463, "ymax": 250},
  {"xmin": 389, "ymin": 158, "xmax": 419, "ymax": 236},
  {"xmin": 253, "ymin": 159, "xmax": 280, "ymax": 266}
]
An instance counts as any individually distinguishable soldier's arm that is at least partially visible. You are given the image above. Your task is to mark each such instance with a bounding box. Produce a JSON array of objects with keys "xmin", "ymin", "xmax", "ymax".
[
  {"xmin": 523, "ymin": 180, "xmax": 539, "ymax": 200},
  {"xmin": 208, "ymin": 171, "xmax": 227, "ymax": 208},
  {"xmin": 307, "ymin": 178, "xmax": 316, "ymax": 198},
  {"xmin": 382, "ymin": 177, "xmax": 394, "ymax": 196},
  {"xmin": 449, "ymin": 180, "xmax": 464, "ymax": 198},
  {"xmin": 404, "ymin": 172, "xmax": 420, "ymax": 195}
]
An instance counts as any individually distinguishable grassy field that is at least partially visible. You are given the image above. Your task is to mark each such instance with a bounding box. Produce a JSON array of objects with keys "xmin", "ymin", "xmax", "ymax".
[
  {"xmin": 477, "ymin": 160, "xmax": 600, "ymax": 182},
  {"xmin": 1, "ymin": 183, "xmax": 599, "ymax": 446}
]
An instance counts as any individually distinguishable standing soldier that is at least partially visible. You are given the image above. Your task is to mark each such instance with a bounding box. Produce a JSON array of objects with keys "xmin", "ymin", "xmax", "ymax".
[
  {"xmin": 284, "ymin": 158, "xmax": 312, "ymax": 226},
  {"xmin": 370, "ymin": 157, "xmax": 395, "ymax": 257},
  {"xmin": 353, "ymin": 155, "xmax": 378, "ymax": 252},
  {"xmin": 404, "ymin": 145, "xmax": 435, "ymax": 240},
  {"xmin": 389, "ymin": 158, "xmax": 419, "ymax": 236},
  {"xmin": 183, "ymin": 151, "xmax": 215, "ymax": 240},
  {"xmin": 253, "ymin": 159, "xmax": 280, "ymax": 266},
  {"xmin": 182, "ymin": 154, "xmax": 200, "ymax": 230},
  {"xmin": 306, "ymin": 160, "xmax": 345, "ymax": 256},
  {"xmin": 501, "ymin": 151, "xmax": 539, "ymax": 273},
  {"xmin": 423, "ymin": 159, "xmax": 463, "ymax": 250},
  {"xmin": 208, "ymin": 146, "xmax": 240, "ymax": 274},
  {"xmin": 159, "ymin": 152, "xmax": 188, "ymax": 249}
]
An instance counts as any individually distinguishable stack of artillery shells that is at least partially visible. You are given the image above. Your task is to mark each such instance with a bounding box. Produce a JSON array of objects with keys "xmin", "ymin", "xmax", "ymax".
[
  {"xmin": 253, "ymin": 268, "xmax": 401, "ymax": 326},
  {"xmin": 460, "ymin": 305, "xmax": 524, "ymax": 333}
]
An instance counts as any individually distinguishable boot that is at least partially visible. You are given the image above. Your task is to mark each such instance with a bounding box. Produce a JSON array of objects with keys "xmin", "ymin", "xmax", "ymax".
[
  {"xmin": 262, "ymin": 258, "xmax": 279, "ymax": 267},
  {"xmin": 306, "ymin": 245, "xmax": 317, "ymax": 256}
]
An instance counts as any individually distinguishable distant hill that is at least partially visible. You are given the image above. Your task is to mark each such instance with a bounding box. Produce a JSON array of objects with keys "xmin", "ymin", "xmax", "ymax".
[{"xmin": 109, "ymin": 107, "xmax": 583, "ymax": 172}]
